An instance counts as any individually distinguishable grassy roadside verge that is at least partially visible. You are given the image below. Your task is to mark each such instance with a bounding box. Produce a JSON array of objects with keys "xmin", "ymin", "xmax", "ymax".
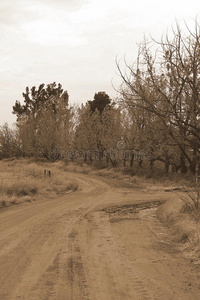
[
  {"xmin": 157, "ymin": 196, "xmax": 200, "ymax": 263},
  {"xmin": 63, "ymin": 162, "xmax": 193, "ymax": 190},
  {"xmin": 0, "ymin": 159, "xmax": 78, "ymax": 208}
]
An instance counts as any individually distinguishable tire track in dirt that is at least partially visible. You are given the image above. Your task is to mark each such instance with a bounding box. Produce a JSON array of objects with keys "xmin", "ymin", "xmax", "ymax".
[
  {"xmin": 66, "ymin": 199, "xmax": 200, "ymax": 300},
  {"xmin": 0, "ymin": 174, "xmax": 110, "ymax": 300},
  {"xmin": 73, "ymin": 210, "xmax": 157, "ymax": 300},
  {"xmin": 67, "ymin": 229, "xmax": 89, "ymax": 300},
  {"xmin": 12, "ymin": 178, "xmax": 111, "ymax": 300}
]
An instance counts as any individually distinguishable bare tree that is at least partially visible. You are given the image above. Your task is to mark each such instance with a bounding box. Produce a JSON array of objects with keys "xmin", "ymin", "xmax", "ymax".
[{"xmin": 117, "ymin": 20, "xmax": 200, "ymax": 174}]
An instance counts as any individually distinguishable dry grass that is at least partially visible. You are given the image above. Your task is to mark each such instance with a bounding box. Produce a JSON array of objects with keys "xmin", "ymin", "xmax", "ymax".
[
  {"xmin": 63, "ymin": 162, "xmax": 92, "ymax": 174},
  {"xmin": 157, "ymin": 196, "xmax": 200, "ymax": 263},
  {"xmin": 64, "ymin": 162, "xmax": 146, "ymax": 187},
  {"xmin": 63, "ymin": 162, "xmax": 189, "ymax": 190},
  {"xmin": 0, "ymin": 159, "xmax": 78, "ymax": 208}
]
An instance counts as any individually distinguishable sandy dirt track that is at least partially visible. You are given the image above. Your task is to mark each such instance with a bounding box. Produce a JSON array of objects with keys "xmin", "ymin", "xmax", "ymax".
[{"xmin": 0, "ymin": 173, "xmax": 200, "ymax": 300}]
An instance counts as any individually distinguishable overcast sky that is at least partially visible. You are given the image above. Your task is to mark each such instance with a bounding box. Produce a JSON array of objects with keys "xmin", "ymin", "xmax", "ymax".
[{"xmin": 0, "ymin": 0, "xmax": 199, "ymax": 125}]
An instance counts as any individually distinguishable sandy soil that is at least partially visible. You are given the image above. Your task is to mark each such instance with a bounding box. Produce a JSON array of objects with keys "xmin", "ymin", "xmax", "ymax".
[{"xmin": 0, "ymin": 173, "xmax": 200, "ymax": 300}]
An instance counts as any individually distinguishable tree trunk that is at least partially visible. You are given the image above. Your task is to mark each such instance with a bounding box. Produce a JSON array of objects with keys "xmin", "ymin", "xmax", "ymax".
[
  {"xmin": 130, "ymin": 153, "xmax": 134, "ymax": 168},
  {"xmin": 123, "ymin": 158, "xmax": 126, "ymax": 167},
  {"xmin": 165, "ymin": 162, "xmax": 170, "ymax": 174},
  {"xmin": 190, "ymin": 150, "xmax": 197, "ymax": 174},
  {"xmin": 180, "ymin": 154, "xmax": 187, "ymax": 174},
  {"xmin": 138, "ymin": 159, "xmax": 143, "ymax": 168},
  {"xmin": 150, "ymin": 159, "xmax": 154, "ymax": 169}
]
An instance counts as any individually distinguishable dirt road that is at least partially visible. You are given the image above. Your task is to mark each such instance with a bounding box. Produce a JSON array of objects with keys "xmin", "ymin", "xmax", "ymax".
[{"xmin": 0, "ymin": 173, "xmax": 200, "ymax": 299}]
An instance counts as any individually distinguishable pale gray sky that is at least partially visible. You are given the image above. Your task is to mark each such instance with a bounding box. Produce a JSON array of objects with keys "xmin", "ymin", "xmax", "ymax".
[{"xmin": 0, "ymin": 0, "xmax": 199, "ymax": 125}]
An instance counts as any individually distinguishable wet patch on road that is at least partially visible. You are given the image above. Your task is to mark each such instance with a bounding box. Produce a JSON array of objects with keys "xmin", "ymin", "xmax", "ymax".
[{"xmin": 102, "ymin": 200, "xmax": 164, "ymax": 223}]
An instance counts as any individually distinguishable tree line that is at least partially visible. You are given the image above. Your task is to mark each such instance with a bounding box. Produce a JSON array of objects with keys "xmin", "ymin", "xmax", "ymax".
[{"xmin": 1, "ymin": 21, "xmax": 200, "ymax": 175}]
